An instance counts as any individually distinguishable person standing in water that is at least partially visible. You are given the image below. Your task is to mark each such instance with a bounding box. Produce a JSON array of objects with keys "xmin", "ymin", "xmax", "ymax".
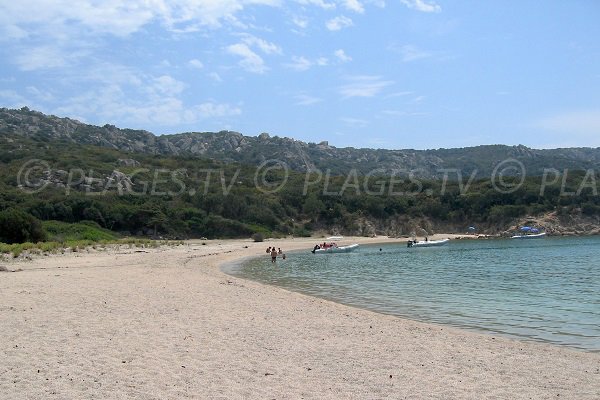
[{"xmin": 270, "ymin": 248, "xmax": 278, "ymax": 263}]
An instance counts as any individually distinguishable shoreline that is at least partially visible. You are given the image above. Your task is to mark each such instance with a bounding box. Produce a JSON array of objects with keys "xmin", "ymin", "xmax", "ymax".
[
  {"xmin": 222, "ymin": 236, "xmax": 599, "ymax": 354},
  {"xmin": 1, "ymin": 236, "xmax": 599, "ymax": 399}
]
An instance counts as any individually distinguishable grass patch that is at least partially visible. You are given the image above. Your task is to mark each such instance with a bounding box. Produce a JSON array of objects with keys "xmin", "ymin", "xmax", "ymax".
[
  {"xmin": 0, "ymin": 238, "xmax": 184, "ymax": 258},
  {"xmin": 43, "ymin": 220, "xmax": 119, "ymax": 242},
  {"xmin": 0, "ymin": 220, "xmax": 185, "ymax": 258}
]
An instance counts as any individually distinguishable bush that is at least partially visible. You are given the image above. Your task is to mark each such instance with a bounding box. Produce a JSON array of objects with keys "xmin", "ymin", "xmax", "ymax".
[
  {"xmin": 251, "ymin": 232, "xmax": 264, "ymax": 242},
  {"xmin": 582, "ymin": 202, "xmax": 600, "ymax": 216},
  {"xmin": 43, "ymin": 220, "xmax": 118, "ymax": 242},
  {"xmin": 292, "ymin": 227, "xmax": 312, "ymax": 237},
  {"xmin": 203, "ymin": 215, "xmax": 253, "ymax": 238},
  {"xmin": 0, "ymin": 209, "xmax": 47, "ymax": 244}
]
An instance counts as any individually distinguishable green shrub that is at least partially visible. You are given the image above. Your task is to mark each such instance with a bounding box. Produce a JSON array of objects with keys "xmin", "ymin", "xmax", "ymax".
[
  {"xmin": 12, "ymin": 245, "xmax": 23, "ymax": 257},
  {"xmin": 0, "ymin": 209, "xmax": 47, "ymax": 244},
  {"xmin": 0, "ymin": 243, "xmax": 12, "ymax": 254},
  {"xmin": 43, "ymin": 220, "xmax": 118, "ymax": 242},
  {"xmin": 39, "ymin": 242, "xmax": 61, "ymax": 253},
  {"xmin": 293, "ymin": 227, "xmax": 312, "ymax": 237}
]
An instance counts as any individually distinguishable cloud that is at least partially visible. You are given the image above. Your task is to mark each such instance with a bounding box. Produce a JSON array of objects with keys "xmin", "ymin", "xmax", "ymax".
[
  {"xmin": 285, "ymin": 56, "xmax": 313, "ymax": 71},
  {"xmin": 396, "ymin": 44, "xmax": 432, "ymax": 62},
  {"xmin": 152, "ymin": 1, "xmax": 283, "ymax": 31},
  {"xmin": 381, "ymin": 110, "xmax": 428, "ymax": 117},
  {"xmin": 226, "ymin": 43, "xmax": 267, "ymax": 73},
  {"xmin": 26, "ymin": 86, "xmax": 55, "ymax": 102},
  {"xmin": 400, "ymin": 0, "xmax": 441, "ymax": 13},
  {"xmin": 533, "ymin": 110, "xmax": 600, "ymax": 143},
  {"xmin": 240, "ymin": 34, "xmax": 282, "ymax": 55},
  {"xmin": 225, "ymin": 34, "xmax": 281, "ymax": 73},
  {"xmin": 341, "ymin": 0, "xmax": 364, "ymax": 13},
  {"xmin": 7, "ymin": 61, "xmax": 240, "ymax": 129},
  {"xmin": 208, "ymin": 72, "xmax": 223, "ymax": 82},
  {"xmin": 194, "ymin": 102, "xmax": 243, "ymax": 119},
  {"xmin": 0, "ymin": 0, "xmax": 383, "ymax": 48},
  {"xmin": 52, "ymin": 84, "xmax": 241, "ymax": 128},
  {"xmin": 188, "ymin": 59, "xmax": 204, "ymax": 69},
  {"xmin": 292, "ymin": 16, "xmax": 308, "ymax": 29},
  {"xmin": 295, "ymin": 94, "xmax": 323, "ymax": 105},
  {"xmin": 0, "ymin": 0, "xmax": 284, "ymax": 71},
  {"xmin": 410, "ymin": 95, "xmax": 426, "ymax": 104},
  {"xmin": 14, "ymin": 45, "xmax": 74, "ymax": 71},
  {"xmin": 339, "ymin": 75, "xmax": 394, "ymax": 98},
  {"xmin": 0, "ymin": 90, "xmax": 29, "ymax": 107},
  {"xmin": 334, "ymin": 49, "xmax": 352, "ymax": 62},
  {"xmin": 385, "ymin": 91, "xmax": 413, "ymax": 98},
  {"xmin": 326, "ymin": 15, "xmax": 353, "ymax": 31},
  {"xmin": 295, "ymin": 0, "xmax": 336, "ymax": 10},
  {"xmin": 3, "ymin": 0, "xmax": 272, "ymax": 45},
  {"xmin": 151, "ymin": 75, "xmax": 186, "ymax": 96},
  {"xmin": 284, "ymin": 55, "xmax": 328, "ymax": 71},
  {"xmin": 0, "ymin": 1, "xmax": 284, "ymax": 38},
  {"xmin": 0, "ymin": 1, "xmax": 153, "ymax": 39},
  {"xmin": 341, "ymin": 117, "xmax": 369, "ymax": 128},
  {"xmin": 2, "ymin": 24, "xmax": 28, "ymax": 40}
]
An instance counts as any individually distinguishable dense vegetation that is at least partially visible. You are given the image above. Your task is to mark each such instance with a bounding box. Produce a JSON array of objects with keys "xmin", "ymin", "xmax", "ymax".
[
  {"xmin": 1, "ymin": 132, "xmax": 600, "ymax": 244},
  {"xmin": 0, "ymin": 208, "xmax": 46, "ymax": 243}
]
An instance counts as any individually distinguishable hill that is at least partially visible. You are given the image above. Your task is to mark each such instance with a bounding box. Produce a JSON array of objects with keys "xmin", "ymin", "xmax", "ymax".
[
  {"xmin": 1, "ymin": 106, "xmax": 600, "ymax": 243},
  {"xmin": 2, "ymin": 107, "xmax": 600, "ymax": 178}
]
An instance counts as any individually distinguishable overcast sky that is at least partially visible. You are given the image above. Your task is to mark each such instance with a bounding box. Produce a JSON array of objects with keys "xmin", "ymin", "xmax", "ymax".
[{"xmin": 1, "ymin": 0, "xmax": 599, "ymax": 149}]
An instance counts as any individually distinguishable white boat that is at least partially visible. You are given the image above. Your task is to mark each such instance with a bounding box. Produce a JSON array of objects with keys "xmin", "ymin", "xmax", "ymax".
[
  {"xmin": 312, "ymin": 243, "xmax": 359, "ymax": 254},
  {"xmin": 511, "ymin": 232, "xmax": 546, "ymax": 239},
  {"xmin": 326, "ymin": 236, "xmax": 344, "ymax": 241},
  {"xmin": 407, "ymin": 238, "xmax": 449, "ymax": 248}
]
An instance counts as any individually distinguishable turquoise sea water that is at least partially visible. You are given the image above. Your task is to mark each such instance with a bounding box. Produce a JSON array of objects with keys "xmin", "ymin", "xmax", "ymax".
[{"xmin": 227, "ymin": 236, "xmax": 600, "ymax": 352}]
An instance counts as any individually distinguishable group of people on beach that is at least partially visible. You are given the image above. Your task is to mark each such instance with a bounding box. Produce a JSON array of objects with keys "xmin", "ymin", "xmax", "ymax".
[{"xmin": 266, "ymin": 246, "xmax": 286, "ymax": 263}]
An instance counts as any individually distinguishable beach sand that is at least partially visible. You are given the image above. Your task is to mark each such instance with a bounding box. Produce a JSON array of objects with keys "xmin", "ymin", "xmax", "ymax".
[{"xmin": 1, "ymin": 236, "xmax": 598, "ymax": 399}]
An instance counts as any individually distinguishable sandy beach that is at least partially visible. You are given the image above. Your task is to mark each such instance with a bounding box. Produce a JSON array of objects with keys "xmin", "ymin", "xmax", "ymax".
[{"xmin": 1, "ymin": 236, "xmax": 598, "ymax": 399}]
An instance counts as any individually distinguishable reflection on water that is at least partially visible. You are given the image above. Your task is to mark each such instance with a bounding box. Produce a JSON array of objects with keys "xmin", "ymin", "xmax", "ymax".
[{"xmin": 227, "ymin": 236, "xmax": 600, "ymax": 352}]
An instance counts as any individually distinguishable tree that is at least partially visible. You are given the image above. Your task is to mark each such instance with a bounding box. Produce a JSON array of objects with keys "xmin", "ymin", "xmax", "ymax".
[
  {"xmin": 148, "ymin": 211, "xmax": 167, "ymax": 237},
  {"xmin": 302, "ymin": 194, "xmax": 325, "ymax": 219},
  {"xmin": 136, "ymin": 204, "xmax": 168, "ymax": 237},
  {"xmin": 0, "ymin": 208, "xmax": 47, "ymax": 243}
]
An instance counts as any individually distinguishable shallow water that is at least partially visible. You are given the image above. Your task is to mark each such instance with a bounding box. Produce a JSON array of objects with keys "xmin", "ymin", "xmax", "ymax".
[{"xmin": 228, "ymin": 236, "xmax": 600, "ymax": 352}]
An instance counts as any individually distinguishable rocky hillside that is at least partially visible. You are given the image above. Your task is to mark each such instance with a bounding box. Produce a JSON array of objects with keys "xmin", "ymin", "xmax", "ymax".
[
  {"xmin": 2, "ymin": 107, "xmax": 600, "ymax": 178},
  {"xmin": 308, "ymin": 209, "xmax": 600, "ymax": 239}
]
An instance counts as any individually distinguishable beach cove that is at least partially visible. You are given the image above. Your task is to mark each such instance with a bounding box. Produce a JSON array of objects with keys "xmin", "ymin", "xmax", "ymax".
[{"xmin": 1, "ymin": 236, "xmax": 599, "ymax": 399}]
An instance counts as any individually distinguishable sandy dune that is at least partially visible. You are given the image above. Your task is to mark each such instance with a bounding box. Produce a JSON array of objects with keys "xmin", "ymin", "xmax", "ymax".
[{"xmin": 1, "ymin": 236, "xmax": 599, "ymax": 399}]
